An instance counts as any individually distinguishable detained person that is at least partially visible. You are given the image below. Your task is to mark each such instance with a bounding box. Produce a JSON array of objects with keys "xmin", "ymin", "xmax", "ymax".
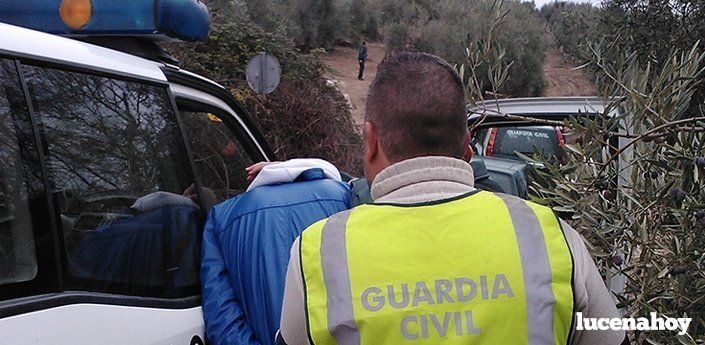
[{"xmin": 200, "ymin": 159, "xmax": 352, "ymax": 345}]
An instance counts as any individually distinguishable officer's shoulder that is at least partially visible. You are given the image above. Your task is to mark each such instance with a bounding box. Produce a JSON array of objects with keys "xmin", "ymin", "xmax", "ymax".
[
  {"xmin": 299, "ymin": 217, "xmax": 330, "ymax": 240},
  {"xmin": 486, "ymin": 192, "xmax": 555, "ymax": 213}
]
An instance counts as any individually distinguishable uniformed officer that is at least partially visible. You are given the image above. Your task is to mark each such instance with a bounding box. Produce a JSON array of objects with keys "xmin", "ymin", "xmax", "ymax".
[{"xmin": 277, "ymin": 52, "xmax": 625, "ymax": 345}]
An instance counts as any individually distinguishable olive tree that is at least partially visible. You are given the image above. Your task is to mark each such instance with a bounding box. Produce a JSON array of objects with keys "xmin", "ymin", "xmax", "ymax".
[
  {"xmin": 528, "ymin": 39, "xmax": 705, "ymax": 343},
  {"xmin": 464, "ymin": 2, "xmax": 705, "ymax": 341}
]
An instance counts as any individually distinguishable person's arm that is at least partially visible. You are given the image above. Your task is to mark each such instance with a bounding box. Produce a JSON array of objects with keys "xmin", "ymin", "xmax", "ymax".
[
  {"xmin": 279, "ymin": 237, "xmax": 311, "ymax": 345},
  {"xmin": 201, "ymin": 208, "xmax": 261, "ymax": 345},
  {"xmin": 562, "ymin": 221, "xmax": 626, "ymax": 345}
]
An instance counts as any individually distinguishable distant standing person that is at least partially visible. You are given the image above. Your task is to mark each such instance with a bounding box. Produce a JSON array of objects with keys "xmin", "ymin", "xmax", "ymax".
[{"xmin": 357, "ymin": 42, "xmax": 368, "ymax": 80}]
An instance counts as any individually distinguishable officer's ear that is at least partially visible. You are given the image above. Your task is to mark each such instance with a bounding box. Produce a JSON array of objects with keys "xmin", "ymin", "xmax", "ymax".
[
  {"xmin": 363, "ymin": 121, "xmax": 388, "ymax": 183},
  {"xmin": 363, "ymin": 121, "xmax": 379, "ymax": 165},
  {"xmin": 463, "ymin": 129, "xmax": 473, "ymax": 162}
]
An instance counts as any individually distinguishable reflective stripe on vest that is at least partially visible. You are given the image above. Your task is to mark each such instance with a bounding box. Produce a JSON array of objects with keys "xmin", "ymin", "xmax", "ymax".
[{"xmin": 300, "ymin": 191, "xmax": 574, "ymax": 345}]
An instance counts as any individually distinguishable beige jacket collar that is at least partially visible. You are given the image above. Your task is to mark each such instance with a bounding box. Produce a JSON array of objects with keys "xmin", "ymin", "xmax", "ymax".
[{"xmin": 370, "ymin": 156, "xmax": 476, "ymax": 204}]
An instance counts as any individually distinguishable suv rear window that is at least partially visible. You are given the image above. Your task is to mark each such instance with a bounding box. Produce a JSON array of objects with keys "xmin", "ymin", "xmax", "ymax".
[{"xmin": 493, "ymin": 126, "xmax": 560, "ymax": 160}]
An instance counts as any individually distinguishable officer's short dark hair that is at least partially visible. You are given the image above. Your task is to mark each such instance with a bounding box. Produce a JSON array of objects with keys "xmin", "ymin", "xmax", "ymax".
[{"xmin": 365, "ymin": 52, "xmax": 467, "ymax": 163}]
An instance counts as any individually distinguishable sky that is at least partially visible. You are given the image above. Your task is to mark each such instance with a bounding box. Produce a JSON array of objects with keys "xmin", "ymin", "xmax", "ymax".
[{"xmin": 528, "ymin": 0, "xmax": 601, "ymax": 8}]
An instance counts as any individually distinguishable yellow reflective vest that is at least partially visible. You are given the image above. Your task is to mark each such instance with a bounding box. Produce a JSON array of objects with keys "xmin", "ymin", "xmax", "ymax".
[{"xmin": 300, "ymin": 191, "xmax": 574, "ymax": 345}]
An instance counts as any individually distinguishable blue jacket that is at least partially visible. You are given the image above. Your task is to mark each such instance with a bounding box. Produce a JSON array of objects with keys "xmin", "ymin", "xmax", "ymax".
[
  {"xmin": 358, "ymin": 45, "xmax": 368, "ymax": 61},
  {"xmin": 201, "ymin": 174, "xmax": 352, "ymax": 345}
]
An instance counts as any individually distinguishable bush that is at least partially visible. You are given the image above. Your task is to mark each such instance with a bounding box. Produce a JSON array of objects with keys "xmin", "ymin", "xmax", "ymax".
[
  {"xmin": 379, "ymin": 0, "xmax": 547, "ymax": 97},
  {"xmin": 274, "ymin": 0, "xmax": 349, "ymax": 51},
  {"xmin": 600, "ymin": 0, "xmax": 705, "ymax": 67},
  {"xmin": 204, "ymin": 0, "xmax": 547, "ymax": 100},
  {"xmin": 349, "ymin": 0, "xmax": 380, "ymax": 44},
  {"xmin": 528, "ymin": 40, "xmax": 705, "ymax": 343},
  {"xmin": 201, "ymin": 0, "xmax": 249, "ymax": 24},
  {"xmin": 541, "ymin": 2, "xmax": 600, "ymax": 59},
  {"xmin": 544, "ymin": 0, "xmax": 705, "ymax": 114},
  {"xmin": 463, "ymin": 3, "xmax": 705, "ymax": 341},
  {"xmin": 604, "ymin": 0, "xmax": 705, "ymax": 114},
  {"xmin": 236, "ymin": 80, "xmax": 362, "ymax": 175},
  {"xmin": 168, "ymin": 21, "xmax": 363, "ymax": 175}
]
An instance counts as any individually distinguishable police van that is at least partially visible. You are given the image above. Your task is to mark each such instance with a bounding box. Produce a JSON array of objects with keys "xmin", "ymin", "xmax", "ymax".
[{"xmin": 0, "ymin": 1, "xmax": 274, "ymax": 343}]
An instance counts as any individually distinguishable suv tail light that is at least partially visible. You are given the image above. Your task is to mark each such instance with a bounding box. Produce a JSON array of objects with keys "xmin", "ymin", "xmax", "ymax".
[
  {"xmin": 556, "ymin": 127, "xmax": 565, "ymax": 146},
  {"xmin": 486, "ymin": 128, "xmax": 499, "ymax": 156},
  {"xmin": 556, "ymin": 127, "xmax": 567, "ymax": 164}
]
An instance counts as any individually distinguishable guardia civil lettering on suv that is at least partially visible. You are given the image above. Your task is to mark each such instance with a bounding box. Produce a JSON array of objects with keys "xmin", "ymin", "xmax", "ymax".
[{"xmin": 0, "ymin": 1, "xmax": 275, "ymax": 343}]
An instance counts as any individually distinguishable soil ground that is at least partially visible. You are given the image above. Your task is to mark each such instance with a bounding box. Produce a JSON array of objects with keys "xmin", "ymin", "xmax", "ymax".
[
  {"xmin": 323, "ymin": 42, "xmax": 596, "ymax": 131},
  {"xmin": 542, "ymin": 48, "xmax": 596, "ymax": 97},
  {"xmin": 323, "ymin": 42, "xmax": 384, "ymax": 130}
]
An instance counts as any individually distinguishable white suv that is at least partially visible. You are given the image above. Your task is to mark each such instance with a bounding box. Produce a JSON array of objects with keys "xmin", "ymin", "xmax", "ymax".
[{"xmin": 0, "ymin": 4, "xmax": 274, "ymax": 344}]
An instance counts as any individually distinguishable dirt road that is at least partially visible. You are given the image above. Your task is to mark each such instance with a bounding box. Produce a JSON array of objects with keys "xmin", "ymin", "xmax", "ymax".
[
  {"xmin": 542, "ymin": 48, "xmax": 596, "ymax": 97},
  {"xmin": 324, "ymin": 42, "xmax": 385, "ymax": 129},
  {"xmin": 324, "ymin": 42, "xmax": 595, "ymax": 131}
]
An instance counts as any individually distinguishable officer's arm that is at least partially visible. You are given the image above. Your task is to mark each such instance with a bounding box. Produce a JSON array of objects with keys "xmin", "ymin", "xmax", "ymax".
[
  {"xmin": 279, "ymin": 237, "xmax": 311, "ymax": 345},
  {"xmin": 561, "ymin": 221, "xmax": 625, "ymax": 345},
  {"xmin": 200, "ymin": 209, "xmax": 261, "ymax": 345}
]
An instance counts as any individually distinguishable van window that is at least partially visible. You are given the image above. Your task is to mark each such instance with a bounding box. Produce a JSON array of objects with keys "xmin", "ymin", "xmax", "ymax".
[
  {"xmin": 23, "ymin": 65, "xmax": 201, "ymax": 298},
  {"xmin": 180, "ymin": 108, "xmax": 253, "ymax": 204},
  {"xmin": 0, "ymin": 60, "xmax": 37, "ymax": 286},
  {"xmin": 491, "ymin": 126, "xmax": 565, "ymax": 164}
]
